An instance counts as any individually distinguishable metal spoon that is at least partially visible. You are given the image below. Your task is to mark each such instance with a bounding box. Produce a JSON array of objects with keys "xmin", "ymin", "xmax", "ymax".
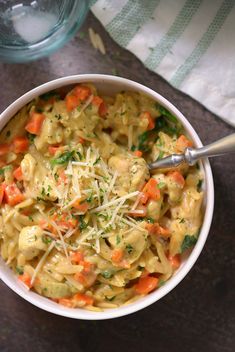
[{"xmin": 148, "ymin": 133, "xmax": 235, "ymax": 170}]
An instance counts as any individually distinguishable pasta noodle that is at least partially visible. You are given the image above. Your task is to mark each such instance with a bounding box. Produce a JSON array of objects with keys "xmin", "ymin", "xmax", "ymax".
[{"xmin": 0, "ymin": 84, "xmax": 203, "ymax": 310}]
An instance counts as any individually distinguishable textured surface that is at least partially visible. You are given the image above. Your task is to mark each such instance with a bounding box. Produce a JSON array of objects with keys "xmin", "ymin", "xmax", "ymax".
[{"xmin": 0, "ymin": 12, "xmax": 235, "ymax": 352}]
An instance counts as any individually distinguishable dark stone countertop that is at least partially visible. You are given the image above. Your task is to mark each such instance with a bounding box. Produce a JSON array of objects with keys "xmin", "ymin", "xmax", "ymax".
[{"xmin": 0, "ymin": 12, "xmax": 234, "ymax": 352}]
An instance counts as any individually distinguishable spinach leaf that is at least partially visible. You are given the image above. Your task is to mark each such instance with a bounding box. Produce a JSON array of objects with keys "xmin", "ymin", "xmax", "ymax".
[
  {"xmin": 155, "ymin": 115, "xmax": 182, "ymax": 137},
  {"xmin": 138, "ymin": 131, "xmax": 150, "ymax": 151},
  {"xmin": 181, "ymin": 235, "xmax": 198, "ymax": 253},
  {"xmin": 131, "ymin": 145, "xmax": 136, "ymax": 152},
  {"xmin": 77, "ymin": 151, "xmax": 83, "ymax": 160},
  {"xmin": 51, "ymin": 151, "xmax": 74, "ymax": 166},
  {"xmin": 39, "ymin": 91, "xmax": 60, "ymax": 101},
  {"xmin": 159, "ymin": 106, "xmax": 178, "ymax": 123},
  {"xmin": 197, "ymin": 179, "xmax": 203, "ymax": 192}
]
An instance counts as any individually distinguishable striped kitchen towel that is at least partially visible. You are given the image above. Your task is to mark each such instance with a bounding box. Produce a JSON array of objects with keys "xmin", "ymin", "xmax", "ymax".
[{"xmin": 90, "ymin": 0, "xmax": 235, "ymax": 127}]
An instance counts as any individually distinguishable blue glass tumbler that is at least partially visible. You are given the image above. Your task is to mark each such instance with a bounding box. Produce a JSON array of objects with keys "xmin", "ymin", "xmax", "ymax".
[{"xmin": 0, "ymin": 0, "xmax": 89, "ymax": 63}]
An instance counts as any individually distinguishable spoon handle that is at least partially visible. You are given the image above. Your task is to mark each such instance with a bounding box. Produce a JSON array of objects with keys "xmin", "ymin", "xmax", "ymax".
[{"xmin": 185, "ymin": 133, "xmax": 235, "ymax": 165}]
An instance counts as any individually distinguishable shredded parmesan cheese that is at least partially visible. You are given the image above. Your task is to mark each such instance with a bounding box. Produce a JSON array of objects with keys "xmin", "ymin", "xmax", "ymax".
[
  {"xmin": 72, "ymin": 94, "xmax": 94, "ymax": 119},
  {"xmin": 106, "ymin": 170, "xmax": 118, "ymax": 199},
  {"xmin": 30, "ymin": 241, "xmax": 55, "ymax": 285},
  {"xmin": 91, "ymin": 191, "xmax": 140, "ymax": 213}
]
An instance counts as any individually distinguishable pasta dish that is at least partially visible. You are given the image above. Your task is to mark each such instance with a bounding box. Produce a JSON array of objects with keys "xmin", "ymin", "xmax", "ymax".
[{"xmin": 0, "ymin": 84, "xmax": 203, "ymax": 310}]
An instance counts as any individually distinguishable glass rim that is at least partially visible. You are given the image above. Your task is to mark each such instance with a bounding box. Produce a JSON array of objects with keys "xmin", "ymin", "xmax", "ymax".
[{"xmin": 0, "ymin": 0, "xmax": 89, "ymax": 62}]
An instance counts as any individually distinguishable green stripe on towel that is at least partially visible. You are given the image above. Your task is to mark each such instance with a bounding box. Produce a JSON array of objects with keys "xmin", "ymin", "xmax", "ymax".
[
  {"xmin": 106, "ymin": 0, "xmax": 161, "ymax": 47},
  {"xmin": 170, "ymin": 0, "xmax": 235, "ymax": 87},
  {"xmin": 144, "ymin": 0, "xmax": 202, "ymax": 70},
  {"xmin": 89, "ymin": 0, "xmax": 98, "ymax": 6}
]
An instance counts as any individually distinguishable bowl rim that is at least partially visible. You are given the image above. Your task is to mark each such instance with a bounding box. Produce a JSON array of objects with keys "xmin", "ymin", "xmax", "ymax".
[{"xmin": 0, "ymin": 74, "xmax": 214, "ymax": 320}]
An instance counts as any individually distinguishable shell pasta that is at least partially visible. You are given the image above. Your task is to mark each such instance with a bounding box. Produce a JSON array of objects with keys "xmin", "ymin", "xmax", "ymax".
[{"xmin": 0, "ymin": 84, "xmax": 203, "ymax": 310}]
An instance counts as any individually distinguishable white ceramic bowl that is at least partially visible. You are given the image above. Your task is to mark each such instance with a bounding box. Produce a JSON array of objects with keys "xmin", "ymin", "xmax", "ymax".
[{"xmin": 0, "ymin": 74, "xmax": 214, "ymax": 320}]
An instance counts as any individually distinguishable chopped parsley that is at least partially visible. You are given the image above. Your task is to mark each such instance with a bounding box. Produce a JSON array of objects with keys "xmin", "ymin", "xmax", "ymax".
[
  {"xmin": 41, "ymin": 187, "xmax": 46, "ymax": 197},
  {"xmin": 104, "ymin": 225, "xmax": 113, "ymax": 233},
  {"xmin": 27, "ymin": 133, "xmax": 36, "ymax": 143},
  {"xmin": 28, "ymin": 215, "xmax": 34, "ymax": 222},
  {"xmin": 54, "ymin": 173, "xmax": 59, "ymax": 182},
  {"xmin": 42, "ymin": 236, "xmax": 52, "ymax": 245},
  {"xmin": 47, "ymin": 185, "xmax": 52, "ymax": 196},
  {"xmin": 126, "ymin": 244, "xmax": 133, "ymax": 254},
  {"xmin": 101, "ymin": 270, "xmax": 114, "ymax": 279},
  {"xmin": 0, "ymin": 166, "xmax": 12, "ymax": 176},
  {"xmin": 146, "ymin": 217, "xmax": 155, "ymax": 224},
  {"xmin": 86, "ymin": 193, "xmax": 93, "ymax": 203},
  {"xmin": 157, "ymin": 182, "xmax": 165, "ymax": 189},
  {"xmin": 49, "ymin": 208, "xmax": 55, "ymax": 216},
  {"xmin": 157, "ymin": 150, "xmax": 164, "ymax": 160},
  {"xmin": 155, "ymin": 138, "xmax": 163, "ymax": 147},
  {"xmin": 181, "ymin": 235, "xmax": 198, "ymax": 253},
  {"xmin": 93, "ymin": 157, "xmax": 101, "ymax": 165},
  {"xmin": 55, "ymin": 114, "xmax": 62, "ymax": 120},
  {"xmin": 16, "ymin": 266, "xmax": 24, "ymax": 275},
  {"xmin": 179, "ymin": 218, "xmax": 185, "ymax": 223},
  {"xmin": 79, "ymin": 215, "xmax": 88, "ymax": 231},
  {"xmin": 77, "ymin": 151, "xmax": 83, "ymax": 160},
  {"xmin": 6, "ymin": 130, "xmax": 11, "ymax": 138},
  {"xmin": 98, "ymin": 213, "xmax": 110, "ymax": 221},
  {"xmin": 137, "ymin": 265, "xmax": 145, "ymax": 271},
  {"xmin": 116, "ymin": 235, "xmax": 121, "ymax": 245},
  {"xmin": 158, "ymin": 279, "xmax": 166, "ymax": 287}
]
